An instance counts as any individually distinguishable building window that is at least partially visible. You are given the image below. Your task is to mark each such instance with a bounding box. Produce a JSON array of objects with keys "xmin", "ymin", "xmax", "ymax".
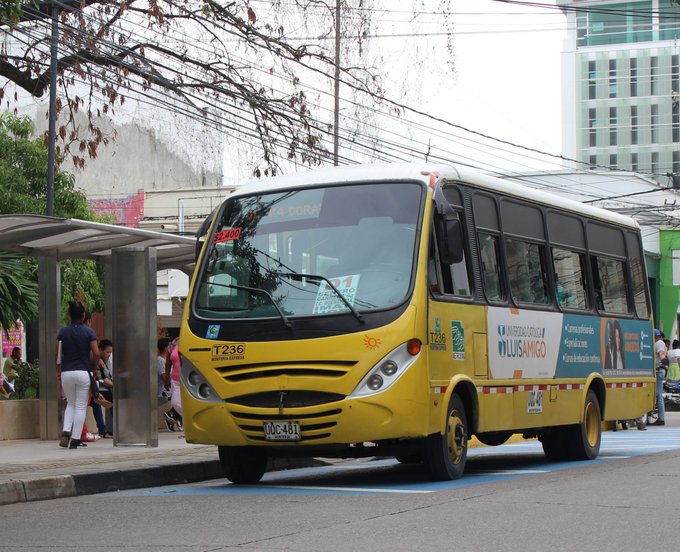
[
  {"xmin": 631, "ymin": 106, "xmax": 638, "ymax": 145},
  {"xmin": 651, "ymin": 56, "xmax": 658, "ymax": 96},
  {"xmin": 674, "ymin": 56, "xmax": 679, "ymax": 142},
  {"xmin": 652, "ymin": 151, "xmax": 659, "ymax": 175},
  {"xmin": 589, "ymin": 60, "xmax": 597, "ymax": 100},
  {"xmin": 589, "ymin": 155, "xmax": 597, "ymax": 169},
  {"xmin": 610, "ymin": 154, "xmax": 618, "ymax": 169},
  {"xmin": 577, "ymin": 1, "xmax": 653, "ymax": 46},
  {"xmin": 651, "ymin": 104, "xmax": 659, "ymax": 143},
  {"xmin": 630, "ymin": 58, "xmax": 637, "ymax": 97},
  {"xmin": 609, "ymin": 107, "xmax": 617, "ymax": 145},
  {"xmin": 609, "ymin": 59, "xmax": 617, "ymax": 98},
  {"xmin": 589, "ymin": 108, "xmax": 597, "ymax": 147},
  {"xmin": 631, "ymin": 153, "xmax": 638, "ymax": 172},
  {"xmin": 660, "ymin": 4, "xmax": 680, "ymax": 40},
  {"xmin": 674, "ymin": 150, "xmax": 680, "ymax": 174}
]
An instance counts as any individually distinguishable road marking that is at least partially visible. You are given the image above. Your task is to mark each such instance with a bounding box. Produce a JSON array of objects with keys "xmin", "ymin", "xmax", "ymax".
[
  {"xmin": 268, "ymin": 485, "xmax": 434, "ymax": 494},
  {"xmin": 475, "ymin": 469, "xmax": 549, "ymax": 475}
]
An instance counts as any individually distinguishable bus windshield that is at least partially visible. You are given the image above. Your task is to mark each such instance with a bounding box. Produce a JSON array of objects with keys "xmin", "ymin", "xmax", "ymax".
[{"xmin": 193, "ymin": 181, "xmax": 424, "ymax": 320}]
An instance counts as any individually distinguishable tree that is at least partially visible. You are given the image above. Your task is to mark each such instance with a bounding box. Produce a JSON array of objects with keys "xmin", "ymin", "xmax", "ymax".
[
  {"xmin": 0, "ymin": 252, "xmax": 38, "ymax": 334},
  {"xmin": 0, "ymin": 1, "xmax": 382, "ymax": 176},
  {"xmin": 0, "ymin": 111, "xmax": 105, "ymax": 321}
]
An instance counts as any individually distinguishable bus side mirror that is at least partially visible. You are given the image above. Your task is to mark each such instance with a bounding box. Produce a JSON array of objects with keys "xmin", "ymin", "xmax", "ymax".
[{"xmin": 436, "ymin": 215, "xmax": 464, "ymax": 265}]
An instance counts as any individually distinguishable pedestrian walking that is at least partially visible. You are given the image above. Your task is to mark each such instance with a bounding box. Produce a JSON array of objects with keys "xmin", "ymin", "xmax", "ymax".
[{"xmin": 56, "ymin": 300, "xmax": 100, "ymax": 449}]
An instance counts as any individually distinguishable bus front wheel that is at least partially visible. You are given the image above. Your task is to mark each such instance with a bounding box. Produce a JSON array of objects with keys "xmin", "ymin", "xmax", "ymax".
[
  {"xmin": 218, "ymin": 446, "xmax": 268, "ymax": 484},
  {"xmin": 424, "ymin": 394, "xmax": 468, "ymax": 480}
]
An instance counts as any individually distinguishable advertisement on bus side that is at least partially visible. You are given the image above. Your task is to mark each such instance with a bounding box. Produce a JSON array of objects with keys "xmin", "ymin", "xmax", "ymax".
[{"xmin": 487, "ymin": 307, "xmax": 654, "ymax": 379}]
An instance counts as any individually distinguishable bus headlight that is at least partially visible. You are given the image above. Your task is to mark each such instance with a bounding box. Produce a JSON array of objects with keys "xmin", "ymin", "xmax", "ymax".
[
  {"xmin": 180, "ymin": 356, "xmax": 221, "ymax": 402},
  {"xmin": 380, "ymin": 360, "xmax": 398, "ymax": 376},
  {"xmin": 349, "ymin": 339, "xmax": 421, "ymax": 398},
  {"xmin": 367, "ymin": 374, "xmax": 384, "ymax": 390}
]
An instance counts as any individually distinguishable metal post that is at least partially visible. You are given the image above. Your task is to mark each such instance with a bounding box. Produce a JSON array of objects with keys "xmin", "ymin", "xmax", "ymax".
[
  {"xmin": 111, "ymin": 247, "xmax": 158, "ymax": 447},
  {"xmin": 333, "ymin": 0, "xmax": 341, "ymax": 166},
  {"xmin": 46, "ymin": 1, "xmax": 59, "ymax": 217},
  {"xmin": 38, "ymin": 257, "xmax": 61, "ymax": 440}
]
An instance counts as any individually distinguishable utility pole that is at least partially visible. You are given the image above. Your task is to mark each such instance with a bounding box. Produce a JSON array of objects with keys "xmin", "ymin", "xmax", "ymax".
[
  {"xmin": 333, "ymin": 0, "xmax": 341, "ymax": 166},
  {"xmin": 46, "ymin": 1, "xmax": 59, "ymax": 217}
]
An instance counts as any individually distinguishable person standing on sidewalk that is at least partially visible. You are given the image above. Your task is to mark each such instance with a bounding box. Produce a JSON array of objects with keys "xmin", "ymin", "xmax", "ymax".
[
  {"xmin": 651, "ymin": 329, "xmax": 668, "ymax": 427},
  {"xmin": 57, "ymin": 300, "xmax": 100, "ymax": 449},
  {"xmin": 165, "ymin": 337, "xmax": 183, "ymax": 430},
  {"xmin": 157, "ymin": 337, "xmax": 178, "ymax": 431}
]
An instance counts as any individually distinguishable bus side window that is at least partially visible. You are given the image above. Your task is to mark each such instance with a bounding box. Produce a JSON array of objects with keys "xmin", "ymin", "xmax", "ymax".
[
  {"xmin": 552, "ymin": 247, "xmax": 589, "ymax": 309},
  {"xmin": 506, "ymin": 238, "xmax": 548, "ymax": 305},
  {"xmin": 433, "ymin": 233, "xmax": 472, "ymax": 297},
  {"xmin": 592, "ymin": 254, "xmax": 629, "ymax": 313},
  {"xmin": 479, "ymin": 232, "xmax": 504, "ymax": 301}
]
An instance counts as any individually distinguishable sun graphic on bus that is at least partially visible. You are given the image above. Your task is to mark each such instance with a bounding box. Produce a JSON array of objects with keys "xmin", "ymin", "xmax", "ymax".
[{"xmin": 364, "ymin": 335, "xmax": 381, "ymax": 350}]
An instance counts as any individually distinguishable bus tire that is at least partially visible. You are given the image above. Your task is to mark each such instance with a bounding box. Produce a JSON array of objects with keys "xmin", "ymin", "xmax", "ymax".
[
  {"xmin": 395, "ymin": 453, "xmax": 422, "ymax": 464},
  {"xmin": 476, "ymin": 431, "xmax": 512, "ymax": 447},
  {"xmin": 424, "ymin": 394, "xmax": 468, "ymax": 480},
  {"xmin": 540, "ymin": 427, "xmax": 570, "ymax": 461},
  {"xmin": 569, "ymin": 390, "xmax": 601, "ymax": 460},
  {"xmin": 218, "ymin": 446, "xmax": 268, "ymax": 484}
]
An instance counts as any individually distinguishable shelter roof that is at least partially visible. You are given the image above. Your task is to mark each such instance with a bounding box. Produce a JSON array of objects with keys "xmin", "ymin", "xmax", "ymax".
[{"xmin": 0, "ymin": 215, "xmax": 196, "ymax": 271}]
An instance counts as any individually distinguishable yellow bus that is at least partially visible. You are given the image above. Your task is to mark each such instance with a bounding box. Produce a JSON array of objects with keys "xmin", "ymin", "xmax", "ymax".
[{"xmin": 179, "ymin": 163, "xmax": 655, "ymax": 483}]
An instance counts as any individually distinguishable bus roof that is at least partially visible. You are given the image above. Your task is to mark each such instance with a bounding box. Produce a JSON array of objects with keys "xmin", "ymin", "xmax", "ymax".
[{"xmin": 229, "ymin": 163, "xmax": 639, "ymax": 230}]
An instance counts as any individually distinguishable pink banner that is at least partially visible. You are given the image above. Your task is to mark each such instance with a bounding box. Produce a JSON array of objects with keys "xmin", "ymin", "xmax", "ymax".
[{"xmin": 2, "ymin": 323, "xmax": 23, "ymax": 358}]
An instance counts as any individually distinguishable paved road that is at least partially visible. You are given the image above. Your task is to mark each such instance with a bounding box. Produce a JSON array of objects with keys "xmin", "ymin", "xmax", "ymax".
[
  {"xmin": 2, "ymin": 423, "xmax": 680, "ymax": 552},
  {"xmin": 109, "ymin": 424, "xmax": 680, "ymax": 497}
]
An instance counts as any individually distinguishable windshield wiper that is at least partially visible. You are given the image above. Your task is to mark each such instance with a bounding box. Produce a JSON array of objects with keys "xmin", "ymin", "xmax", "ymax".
[
  {"xmin": 203, "ymin": 281, "xmax": 292, "ymax": 329},
  {"xmin": 273, "ymin": 271, "xmax": 364, "ymax": 323}
]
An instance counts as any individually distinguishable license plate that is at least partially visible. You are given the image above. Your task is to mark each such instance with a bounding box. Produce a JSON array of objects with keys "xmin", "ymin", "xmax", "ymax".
[
  {"xmin": 263, "ymin": 420, "xmax": 301, "ymax": 441},
  {"xmin": 528, "ymin": 390, "xmax": 544, "ymax": 414}
]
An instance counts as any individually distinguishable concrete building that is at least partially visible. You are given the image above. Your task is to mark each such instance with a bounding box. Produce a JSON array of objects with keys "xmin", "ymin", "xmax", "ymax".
[
  {"xmin": 558, "ymin": 0, "xmax": 680, "ymax": 178},
  {"xmin": 556, "ymin": 1, "xmax": 680, "ymax": 338}
]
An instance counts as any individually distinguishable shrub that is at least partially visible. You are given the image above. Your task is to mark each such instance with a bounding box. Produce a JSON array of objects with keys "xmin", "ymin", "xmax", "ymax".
[{"xmin": 10, "ymin": 359, "xmax": 39, "ymax": 400}]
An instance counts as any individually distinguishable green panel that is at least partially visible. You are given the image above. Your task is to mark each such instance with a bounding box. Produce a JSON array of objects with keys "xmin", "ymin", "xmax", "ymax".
[{"xmin": 657, "ymin": 231, "xmax": 680, "ymax": 336}]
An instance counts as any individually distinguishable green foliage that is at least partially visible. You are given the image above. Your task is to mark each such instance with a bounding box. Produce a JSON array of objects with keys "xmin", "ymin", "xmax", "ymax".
[
  {"xmin": 9, "ymin": 359, "xmax": 39, "ymax": 400},
  {"xmin": 0, "ymin": 253, "xmax": 38, "ymax": 334},
  {"xmin": 0, "ymin": 0, "xmax": 22, "ymax": 27},
  {"xmin": 0, "ymin": 111, "xmax": 105, "ymax": 322},
  {"xmin": 0, "ymin": 112, "xmax": 92, "ymax": 219},
  {"xmin": 60, "ymin": 259, "xmax": 106, "ymax": 316}
]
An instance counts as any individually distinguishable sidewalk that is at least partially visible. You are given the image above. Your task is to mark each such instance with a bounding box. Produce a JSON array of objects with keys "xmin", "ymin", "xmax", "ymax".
[{"xmin": 0, "ymin": 431, "xmax": 324, "ymax": 506}]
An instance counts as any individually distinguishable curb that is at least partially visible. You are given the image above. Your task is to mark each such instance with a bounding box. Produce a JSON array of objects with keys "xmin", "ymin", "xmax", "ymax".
[{"xmin": 0, "ymin": 457, "xmax": 329, "ymax": 506}]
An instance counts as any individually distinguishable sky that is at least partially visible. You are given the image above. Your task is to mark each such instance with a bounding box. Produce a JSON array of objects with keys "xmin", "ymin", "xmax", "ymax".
[{"xmin": 372, "ymin": 0, "xmax": 568, "ymax": 175}]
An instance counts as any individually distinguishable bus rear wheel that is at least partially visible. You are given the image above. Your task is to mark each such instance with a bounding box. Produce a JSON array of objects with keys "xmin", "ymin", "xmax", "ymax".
[
  {"xmin": 540, "ymin": 427, "xmax": 570, "ymax": 461},
  {"xmin": 569, "ymin": 390, "xmax": 601, "ymax": 460},
  {"xmin": 424, "ymin": 394, "xmax": 468, "ymax": 480},
  {"xmin": 541, "ymin": 390, "xmax": 601, "ymax": 462},
  {"xmin": 218, "ymin": 446, "xmax": 268, "ymax": 484}
]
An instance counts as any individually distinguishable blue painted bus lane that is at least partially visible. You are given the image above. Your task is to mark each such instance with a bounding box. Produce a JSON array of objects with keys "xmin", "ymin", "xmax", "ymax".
[{"xmin": 106, "ymin": 427, "xmax": 680, "ymax": 498}]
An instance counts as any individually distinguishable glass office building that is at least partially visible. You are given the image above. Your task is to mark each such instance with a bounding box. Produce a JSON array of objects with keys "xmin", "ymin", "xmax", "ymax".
[{"xmin": 559, "ymin": 1, "xmax": 680, "ymax": 181}]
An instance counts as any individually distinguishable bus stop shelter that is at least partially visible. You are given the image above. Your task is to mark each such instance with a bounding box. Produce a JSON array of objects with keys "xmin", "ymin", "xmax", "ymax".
[{"xmin": 0, "ymin": 214, "xmax": 196, "ymax": 446}]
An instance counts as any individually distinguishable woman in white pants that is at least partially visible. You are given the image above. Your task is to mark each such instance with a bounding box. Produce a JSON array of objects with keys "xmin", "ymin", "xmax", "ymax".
[{"xmin": 56, "ymin": 300, "xmax": 99, "ymax": 449}]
